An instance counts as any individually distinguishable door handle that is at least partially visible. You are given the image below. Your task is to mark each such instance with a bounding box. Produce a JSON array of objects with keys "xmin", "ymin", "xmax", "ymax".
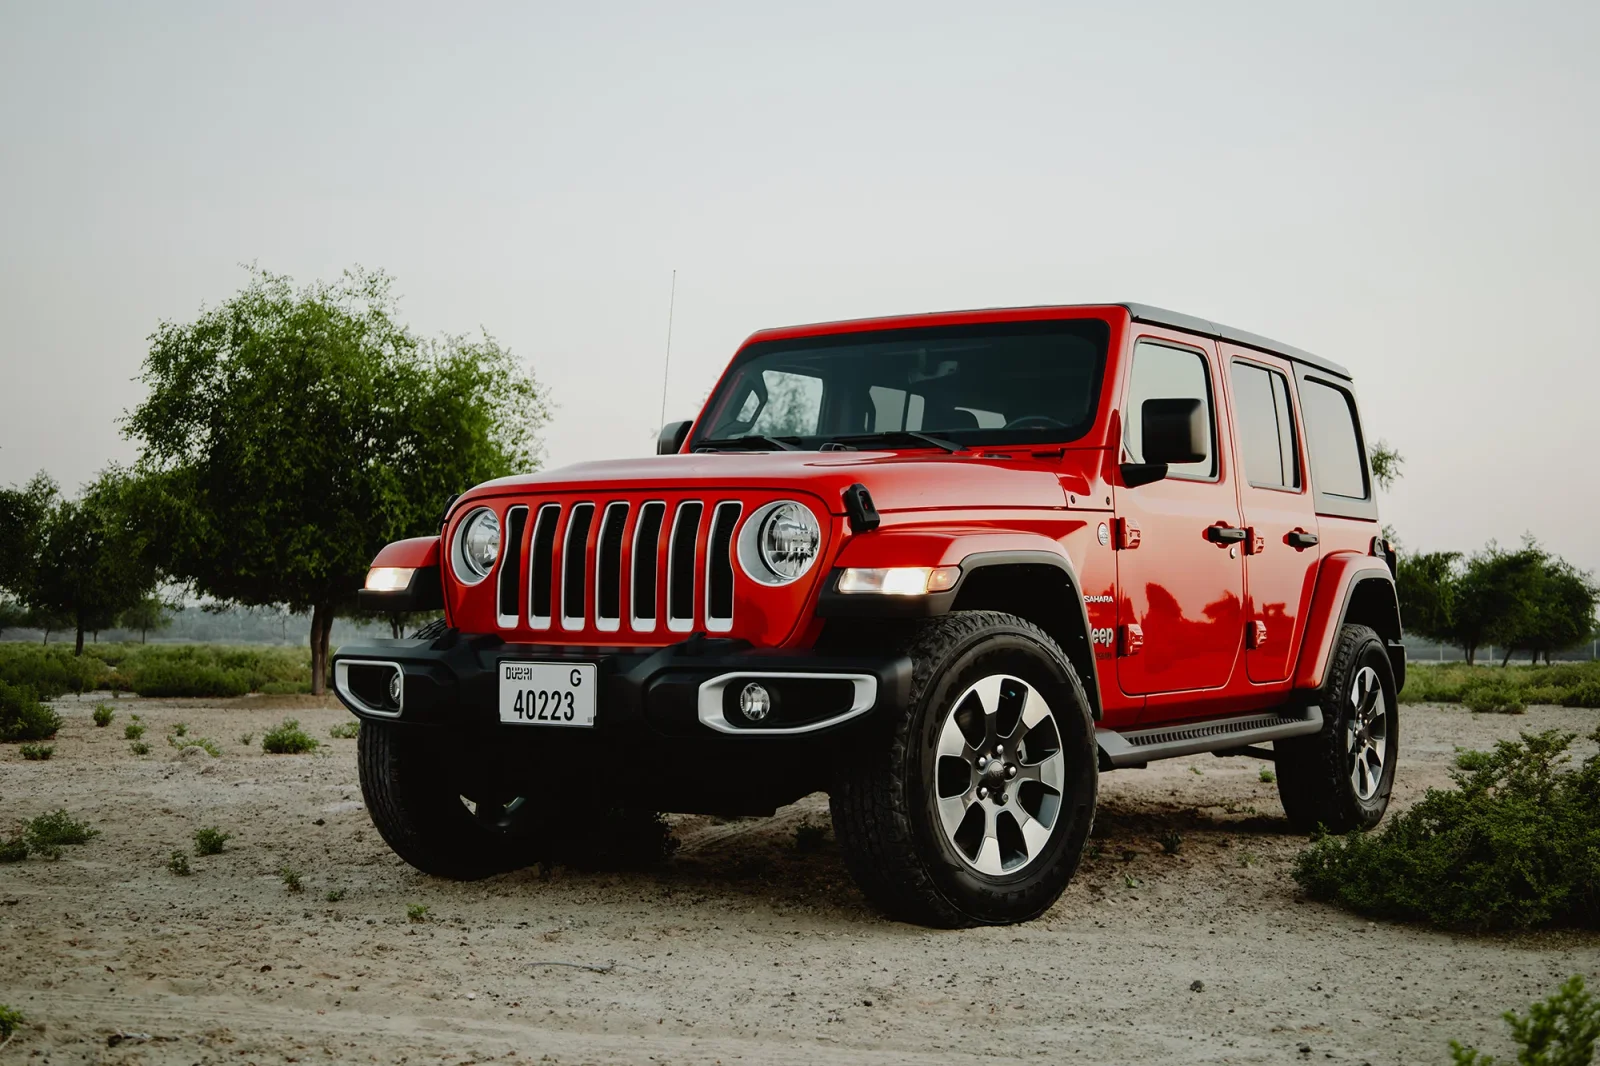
[
  {"xmin": 1286, "ymin": 529, "xmax": 1320, "ymax": 550},
  {"xmin": 1206, "ymin": 523, "xmax": 1248, "ymax": 545}
]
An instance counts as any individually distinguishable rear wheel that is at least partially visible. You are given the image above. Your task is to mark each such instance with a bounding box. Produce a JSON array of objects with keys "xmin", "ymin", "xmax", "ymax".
[
  {"xmin": 358, "ymin": 720, "xmax": 547, "ymax": 879},
  {"xmin": 830, "ymin": 611, "xmax": 1098, "ymax": 927},
  {"xmin": 1275, "ymin": 623, "xmax": 1398, "ymax": 834}
]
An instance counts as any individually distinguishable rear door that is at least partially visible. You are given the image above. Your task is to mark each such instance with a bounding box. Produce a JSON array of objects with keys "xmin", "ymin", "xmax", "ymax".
[
  {"xmin": 1222, "ymin": 347, "xmax": 1321, "ymax": 684},
  {"xmin": 1114, "ymin": 335, "xmax": 1245, "ymax": 698}
]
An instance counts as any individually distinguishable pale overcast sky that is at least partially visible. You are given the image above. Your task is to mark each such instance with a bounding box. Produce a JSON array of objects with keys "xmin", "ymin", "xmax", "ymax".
[{"xmin": 2, "ymin": 2, "xmax": 1597, "ymax": 572}]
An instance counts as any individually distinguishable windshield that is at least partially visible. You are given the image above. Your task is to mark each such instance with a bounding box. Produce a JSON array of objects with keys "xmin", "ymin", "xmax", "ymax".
[{"xmin": 694, "ymin": 319, "xmax": 1110, "ymax": 451}]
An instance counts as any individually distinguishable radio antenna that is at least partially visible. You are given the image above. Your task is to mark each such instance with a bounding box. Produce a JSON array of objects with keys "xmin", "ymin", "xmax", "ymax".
[{"xmin": 658, "ymin": 269, "xmax": 677, "ymax": 429}]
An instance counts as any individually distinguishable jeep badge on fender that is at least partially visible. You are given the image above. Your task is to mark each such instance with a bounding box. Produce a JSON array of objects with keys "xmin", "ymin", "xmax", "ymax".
[{"xmin": 335, "ymin": 302, "xmax": 1403, "ymax": 927}]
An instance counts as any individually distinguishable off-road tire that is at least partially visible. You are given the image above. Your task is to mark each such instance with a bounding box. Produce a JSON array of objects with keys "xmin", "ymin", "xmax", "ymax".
[
  {"xmin": 1275, "ymin": 623, "xmax": 1398, "ymax": 834},
  {"xmin": 829, "ymin": 611, "xmax": 1099, "ymax": 927},
  {"xmin": 358, "ymin": 720, "xmax": 544, "ymax": 880}
]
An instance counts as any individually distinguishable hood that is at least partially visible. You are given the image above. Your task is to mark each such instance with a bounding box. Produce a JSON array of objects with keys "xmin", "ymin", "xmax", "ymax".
[{"xmin": 466, "ymin": 449, "xmax": 1108, "ymax": 514}]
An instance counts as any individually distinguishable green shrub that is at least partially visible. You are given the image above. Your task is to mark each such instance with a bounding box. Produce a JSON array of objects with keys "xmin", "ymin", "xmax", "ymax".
[
  {"xmin": 124, "ymin": 722, "xmax": 145, "ymax": 740},
  {"xmin": 0, "ymin": 1003, "xmax": 23, "ymax": 1040},
  {"xmin": 261, "ymin": 719, "xmax": 318, "ymax": 755},
  {"xmin": 134, "ymin": 662, "xmax": 251, "ymax": 698},
  {"xmin": 25, "ymin": 810, "xmax": 97, "ymax": 853},
  {"xmin": 0, "ymin": 832, "xmax": 28, "ymax": 862},
  {"xmin": 1259, "ymin": 766, "xmax": 1276, "ymax": 784},
  {"xmin": 1451, "ymin": 974, "xmax": 1598, "ymax": 1065},
  {"xmin": 0, "ymin": 679, "xmax": 60, "ymax": 742},
  {"xmin": 328, "ymin": 720, "xmax": 359, "ymax": 739},
  {"xmin": 0, "ymin": 644, "xmax": 107, "ymax": 699},
  {"xmin": 1293, "ymin": 729, "xmax": 1600, "ymax": 931},
  {"xmin": 19, "ymin": 743, "xmax": 53, "ymax": 761},
  {"xmin": 281, "ymin": 867, "xmax": 303, "ymax": 892},
  {"xmin": 1401, "ymin": 660, "xmax": 1600, "ymax": 708},
  {"xmin": 406, "ymin": 902, "xmax": 428, "ymax": 922},
  {"xmin": 172, "ymin": 736, "xmax": 221, "ymax": 758},
  {"xmin": 237, "ymin": 732, "xmax": 253, "ymax": 746},
  {"xmin": 170, "ymin": 722, "xmax": 188, "ymax": 737},
  {"xmin": 129, "ymin": 740, "xmax": 150, "ymax": 755},
  {"xmin": 1560, "ymin": 680, "xmax": 1600, "ymax": 709},
  {"xmin": 193, "ymin": 827, "xmax": 230, "ymax": 855},
  {"xmin": 168, "ymin": 850, "xmax": 192, "ymax": 876},
  {"xmin": 325, "ymin": 888, "xmax": 346, "ymax": 902},
  {"xmin": 92, "ymin": 704, "xmax": 114, "ymax": 727}
]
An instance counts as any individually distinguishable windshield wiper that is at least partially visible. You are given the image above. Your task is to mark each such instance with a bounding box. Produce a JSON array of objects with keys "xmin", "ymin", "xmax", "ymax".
[
  {"xmin": 695, "ymin": 434, "xmax": 801, "ymax": 452},
  {"xmin": 826, "ymin": 431, "xmax": 967, "ymax": 454}
]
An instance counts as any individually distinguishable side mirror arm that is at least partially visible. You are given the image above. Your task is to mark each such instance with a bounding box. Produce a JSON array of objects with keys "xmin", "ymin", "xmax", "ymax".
[{"xmin": 1120, "ymin": 462, "xmax": 1169, "ymax": 488}]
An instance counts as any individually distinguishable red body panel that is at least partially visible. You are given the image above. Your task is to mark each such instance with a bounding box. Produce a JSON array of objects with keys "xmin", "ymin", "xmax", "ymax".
[
  {"xmin": 371, "ymin": 536, "xmax": 440, "ymax": 570},
  {"xmin": 1293, "ymin": 555, "xmax": 1391, "ymax": 690}
]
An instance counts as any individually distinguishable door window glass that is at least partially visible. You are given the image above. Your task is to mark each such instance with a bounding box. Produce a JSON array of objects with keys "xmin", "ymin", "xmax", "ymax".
[
  {"xmin": 1123, "ymin": 341, "xmax": 1216, "ymax": 479},
  {"xmin": 1300, "ymin": 378, "xmax": 1367, "ymax": 499},
  {"xmin": 1231, "ymin": 362, "xmax": 1301, "ymax": 489}
]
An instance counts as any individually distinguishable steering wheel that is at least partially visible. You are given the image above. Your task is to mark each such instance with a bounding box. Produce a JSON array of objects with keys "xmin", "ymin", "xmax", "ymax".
[{"xmin": 1003, "ymin": 415, "xmax": 1069, "ymax": 431}]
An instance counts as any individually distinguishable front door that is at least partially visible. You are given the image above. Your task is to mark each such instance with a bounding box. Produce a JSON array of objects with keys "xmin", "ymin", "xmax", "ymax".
[
  {"xmin": 1223, "ymin": 348, "xmax": 1322, "ymax": 684},
  {"xmin": 1114, "ymin": 337, "xmax": 1245, "ymax": 698}
]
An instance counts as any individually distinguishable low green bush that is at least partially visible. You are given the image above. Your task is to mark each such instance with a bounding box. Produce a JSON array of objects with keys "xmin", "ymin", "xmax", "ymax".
[
  {"xmin": 0, "ymin": 832, "xmax": 28, "ymax": 862},
  {"xmin": 0, "ymin": 1003, "xmax": 23, "ymax": 1040},
  {"xmin": 0, "ymin": 644, "xmax": 107, "ymax": 699},
  {"xmin": 0, "ymin": 680, "xmax": 60, "ymax": 742},
  {"xmin": 124, "ymin": 722, "xmax": 145, "ymax": 740},
  {"xmin": 92, "ymin": 704, "xmax": 114, "ymax": 727},
  {"xmin": 193, "ymin": 826, "xmax": 230, "ymax": 855},
  {"xmin": 171, "ymin": 736, "xmax": 221, "ymax": 757},
  {"xmin": 19, "ymin": 743, "xmax": 53, "ymax": 761},
  {"xmin": 1401, "ymin": 660, "xmax": 1600, "ymax": 709},
  {"xmin": 261, "ymin": 719, "xmax": 318, "ymax": 754},
  {"xmin": 0, "ymin": 642, "xmax": 314, "ymax": 700},
  {"xmin": 1451, "ymin": 974, "xmax": 1598, "ymax": 1065},
  {"xmin": 129, "ymin": 740, "xmax": 150, "ymax": 755},
  {"xmin": 168, "ymin": 850, "xmax": 192, "ymax": 876},
  {"xmin": 328, "ymin": 720, "xmax": 360, "ymax": 739},
  {"xmin": 1293, "ymin": 728, "xmax": 1600, "ymax": 931},
  {"xmin": 134, "ymin": 662, "xmax": 251, "ymax": 698}
]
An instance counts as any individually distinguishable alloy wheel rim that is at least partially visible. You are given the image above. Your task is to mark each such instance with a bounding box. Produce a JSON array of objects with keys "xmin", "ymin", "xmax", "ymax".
[
  {"xmin": 932, "ymin": 674, "xmax": 1066, "ymax": 876},
  {"xmin": 1345, "ymin": 665, "xmax": 1389, "ymax": 802}
]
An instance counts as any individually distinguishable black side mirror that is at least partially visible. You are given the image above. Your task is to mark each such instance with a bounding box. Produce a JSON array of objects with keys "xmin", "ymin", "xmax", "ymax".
[
  {"xmin": 1120, "ymin": 397, "xmax": 1207, "ymax": 488},
  {"xmin": 657, "ymin": 420, "xmax": 693, "ymax": 455}
]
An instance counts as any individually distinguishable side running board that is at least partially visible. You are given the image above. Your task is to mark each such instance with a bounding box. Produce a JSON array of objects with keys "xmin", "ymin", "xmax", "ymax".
[{"xmin": 1096, "ymin": 705, "xmax": 1323, "ymax": 769}]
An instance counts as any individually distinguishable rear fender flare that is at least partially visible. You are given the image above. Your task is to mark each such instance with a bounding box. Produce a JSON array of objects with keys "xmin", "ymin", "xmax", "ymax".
[{"xmin": 1293, "ymin": 554, "xmax": 1403, "ymax": 692}]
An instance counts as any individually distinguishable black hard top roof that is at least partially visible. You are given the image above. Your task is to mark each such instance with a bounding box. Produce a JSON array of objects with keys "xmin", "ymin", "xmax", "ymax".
[{"xmin": 1119, "ymin": 302, "xmax": 1352, "ymax": 379}]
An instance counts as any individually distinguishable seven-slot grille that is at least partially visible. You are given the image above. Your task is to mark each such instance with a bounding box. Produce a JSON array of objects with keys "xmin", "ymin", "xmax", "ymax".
[{"xmin": 495, "ymin": 498, "xmax": 744, "ymax": 637}]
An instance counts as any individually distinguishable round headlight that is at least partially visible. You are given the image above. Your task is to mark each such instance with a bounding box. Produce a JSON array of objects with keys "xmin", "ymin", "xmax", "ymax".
[
  {"xmin": 740, "ymin": 500, "xmax": 820, "ymax": 585},
  {"xmin": 453, "ymin": 508, "xmax": 501, "ymax": 583}
]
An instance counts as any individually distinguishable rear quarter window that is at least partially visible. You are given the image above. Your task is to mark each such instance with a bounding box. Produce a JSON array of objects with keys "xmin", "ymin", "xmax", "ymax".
[{"xmin": 1300, "ymin": 378, "xmax": 1367, "ymax": 499}]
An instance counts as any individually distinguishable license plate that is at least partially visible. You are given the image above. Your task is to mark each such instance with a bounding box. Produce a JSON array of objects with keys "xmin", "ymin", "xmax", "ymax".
[{"xmin": 498, "ymin": 661, "xmax": 597, "ymax": 727}]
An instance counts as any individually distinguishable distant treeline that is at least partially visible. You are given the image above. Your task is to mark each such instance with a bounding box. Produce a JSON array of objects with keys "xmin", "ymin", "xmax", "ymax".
[{"xmin": 0, "ymin": 604, "xmax": 395, "ymax": 647}]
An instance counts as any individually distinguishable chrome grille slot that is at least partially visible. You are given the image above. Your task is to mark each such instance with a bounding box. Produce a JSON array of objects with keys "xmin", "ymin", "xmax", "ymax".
[
  {"xmin": 705, "ymin": 501, "xmax": 741, "ymax": 632},
  {"xmin": 561, "ymin": 503, "xmax": 595, "ymax": 630},
  {"xmin": 667, "ymin": 501, "xmax": 704, "ymax": 632},
  {"xmin": 497, "ymin": 506, "xmax": 529, "ymax": 627},
  {"xmin": 630, "ymin": 501, "xmax": 666, "ymax": 631},
  {"xmin": 595, "ymin": 502, "xmax": 628, "ymax": 631},
  {"xmin": 528, "ymin": 504, "xmax": 560, "ymax": 629}
]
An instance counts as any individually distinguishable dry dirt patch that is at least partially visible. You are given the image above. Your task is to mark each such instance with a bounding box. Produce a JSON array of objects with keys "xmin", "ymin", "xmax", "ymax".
[{"xmin": 1, "ymin": 695, "xmax": 1596, "ymax": 1064}]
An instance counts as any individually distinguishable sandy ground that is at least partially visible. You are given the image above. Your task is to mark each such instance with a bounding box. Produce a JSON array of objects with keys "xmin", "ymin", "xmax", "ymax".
[{"xmin": 1, "ymin": 695, "xmax": 1596, "ymax": 1066}]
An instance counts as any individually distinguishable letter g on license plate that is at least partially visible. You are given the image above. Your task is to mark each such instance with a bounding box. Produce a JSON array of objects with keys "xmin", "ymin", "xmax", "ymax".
[{"xmin": 498, "ymin": 661, "xmax": 597, "ymax": 727}]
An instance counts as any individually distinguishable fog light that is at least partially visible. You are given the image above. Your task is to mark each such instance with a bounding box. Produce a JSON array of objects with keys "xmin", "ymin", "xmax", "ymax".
[
  {"xmin": 365, "ymin": 566, "xmax": 414, "ymax": 592},
  {"xmin": 388, "ymin": 670, "xmax": 403, "ymax": 706},
  {"xmin": 738, "ymin": 682, "xmax": 771, "ymax": 722}
]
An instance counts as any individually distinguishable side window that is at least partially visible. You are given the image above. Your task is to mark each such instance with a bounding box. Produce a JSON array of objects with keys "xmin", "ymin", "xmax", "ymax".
[
  {"xmin": 1230, "ymin": 362, "xmax": 1301, "ymax": 490},
  {"xmin": 1123, "ymin": 341, "xmax": 1216, "ymax": 479},
  {"xmin": 868, "ymin": 385, "xmax": 926, "ymax": 432},
  {"xmin": 1300, "ymin": 378, "xmax": 1367, "ymax": 499},
  {"xmin": 746, "ymin": 370, "xmax": 823, "ymax": 437}
]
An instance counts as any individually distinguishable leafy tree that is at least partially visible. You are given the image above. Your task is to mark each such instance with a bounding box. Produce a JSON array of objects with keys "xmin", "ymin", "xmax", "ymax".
[
  {"xmin": 1396, "ymin": 549, "xmax": 1459, "ymax": 643},
  {"xmin": 124, "ymin": 267, "xmax": 547, "ymax": 692},
  {"xmin": 25, "ymin": 469, "xmax": 161, "ymax": 655},
  {"xmin": 0, "ymin": 598, "xmax": 27, "ymax": 639},
  {"xmin": 118, "ymin": 593, "xmax": 178, "ymax": 644},
  {"xmin": 1507, "ymin": 551, "xmax": 1597, "ymax": 666},
  {"xmin": 0, "ymin": 473, "xmax": 55, "ymax": 602},
  {"xmin": 1452, "ymin": 544, "xmax": 1543, "ymax": 666},
  {"xmin": 1368, "ymin": 439, "xmax": 1404, "ymax": 492}
]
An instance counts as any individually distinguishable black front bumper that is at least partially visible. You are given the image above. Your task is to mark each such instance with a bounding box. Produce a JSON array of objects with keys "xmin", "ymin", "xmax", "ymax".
[{"xmin": 331, "ymin": 630, "xmax": 912, "ymax": 745}]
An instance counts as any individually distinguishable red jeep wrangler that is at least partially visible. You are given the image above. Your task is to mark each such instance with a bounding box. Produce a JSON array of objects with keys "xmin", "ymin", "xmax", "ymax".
[{"xmin": 336, "ymin": 303, "xmax": 1404, "ymax": 927}]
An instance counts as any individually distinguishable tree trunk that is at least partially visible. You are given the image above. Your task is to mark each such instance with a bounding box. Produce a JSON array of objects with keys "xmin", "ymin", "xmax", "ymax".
[
  {"xmin": 1464, "ymin": 644, "xmax": 1475, "ymax": 666},
  {"xmin": 309, "ymin": 603, "xmax": 335, "ymax": 696},
  {"xmin": 75, "ymin": 622, "xmax": 85, "ymax": 656},
  {"xmin": 141, "ymin": 628, "xmax": 147, "ymax": 644},
  {"xmin": 389, "ymin": 614, "xmax": 402, "ymax": 640},
  {"xmin": 1500, "ymin": 646, "xmax": 1513, "ymax": 668}
]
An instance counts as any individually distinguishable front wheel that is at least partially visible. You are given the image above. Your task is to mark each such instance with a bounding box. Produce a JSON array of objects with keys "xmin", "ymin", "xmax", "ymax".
[
  {"xmin": 358, "ymin": 720, "xmax": 547, "ymax": 880},
  {"xmin": 830, "ymin": 612, "xmax": 1098, "ymax": 927},
  {"xmin": 1275, "ymin": 623, "xmax": 1398, "ymax": 834}
]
